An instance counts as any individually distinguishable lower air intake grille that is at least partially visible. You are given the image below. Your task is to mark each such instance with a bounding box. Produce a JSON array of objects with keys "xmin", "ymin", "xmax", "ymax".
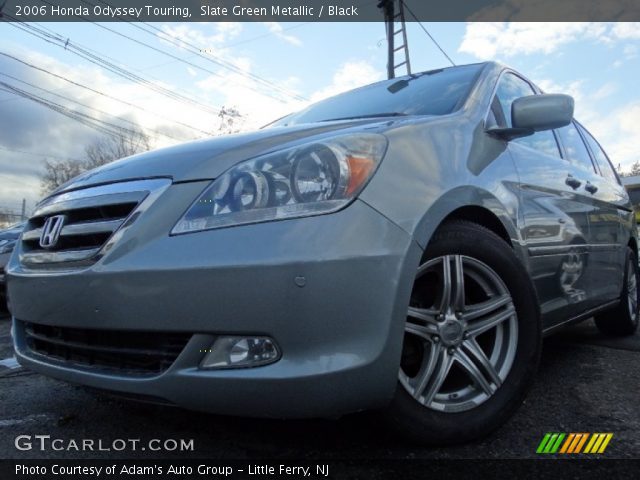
[{"xmin": 21, "ymin": 321, "xmax": 191, "ymax": 376}]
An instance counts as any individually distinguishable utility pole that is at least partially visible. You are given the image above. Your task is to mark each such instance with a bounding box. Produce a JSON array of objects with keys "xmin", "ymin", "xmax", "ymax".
[
  {"xmin": 378, "ymin": 0, "xmax": 411, "ymax": 79},
  {"xmin": 21, "ymin": 198, "xmax": 26, "ymax": 221}
]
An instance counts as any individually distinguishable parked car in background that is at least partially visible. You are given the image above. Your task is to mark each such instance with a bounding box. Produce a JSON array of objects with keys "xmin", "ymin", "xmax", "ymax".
[
  {"xmin": 0, "ymin": 221, "xmax": 25, "ymax": 311},
  {"xmin": 6, "ymin": 61, "xmax": 638, "ymax": 444}
]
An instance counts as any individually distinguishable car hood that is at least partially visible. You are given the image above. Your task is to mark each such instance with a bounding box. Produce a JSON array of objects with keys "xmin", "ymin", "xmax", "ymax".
[{"xmin": 50, "ymin": 118, "xmax": 405, "ymax": 197}]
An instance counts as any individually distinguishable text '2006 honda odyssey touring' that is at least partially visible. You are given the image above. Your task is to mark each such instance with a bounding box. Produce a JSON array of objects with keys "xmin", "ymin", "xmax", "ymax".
[{"xmin": 7, "ymin": 62, "xmax": 638, "ymax": 444}]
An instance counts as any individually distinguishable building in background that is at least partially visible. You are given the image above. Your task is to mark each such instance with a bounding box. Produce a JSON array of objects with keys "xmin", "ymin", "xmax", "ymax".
[{"xmin": 622, "ymin": 175, "xmax": 640, "ymax": 223}]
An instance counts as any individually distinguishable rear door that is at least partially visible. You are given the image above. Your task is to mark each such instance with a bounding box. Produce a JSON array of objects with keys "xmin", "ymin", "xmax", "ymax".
[
  {"xmin": 489, "ymin": 72, "xmax": 594, "ymax": 326},
  {"xmin": 575, "ymin": 123, "xmax": 627, "ymax": 303}
]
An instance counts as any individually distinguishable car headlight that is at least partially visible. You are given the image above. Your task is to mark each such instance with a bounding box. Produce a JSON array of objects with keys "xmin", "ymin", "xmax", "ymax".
[
  {"xmin": 172, "ymin": 133, "xmax": 388, "ymax": 234},
  {"xmin": 0, "ymin": 239, "xmax": 16, "ymax": 254}
]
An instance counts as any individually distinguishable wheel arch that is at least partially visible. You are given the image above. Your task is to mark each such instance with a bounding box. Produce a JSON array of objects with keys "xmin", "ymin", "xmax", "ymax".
[{"xmin": 412, "ymin": 186, "xmax": 523, "ymax": 261}]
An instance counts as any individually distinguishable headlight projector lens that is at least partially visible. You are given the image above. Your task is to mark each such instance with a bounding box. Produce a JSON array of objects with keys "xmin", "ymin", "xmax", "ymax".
[
  {"xmin": 291, "ymin": 144, "xmax": 347, "ymax": 203},
  {"xmin": 230, "ymin": 171, "xmax": 269, "ymax": 210}
]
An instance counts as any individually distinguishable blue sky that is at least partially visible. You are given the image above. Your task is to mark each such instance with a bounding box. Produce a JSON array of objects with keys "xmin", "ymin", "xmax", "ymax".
[{"xmin": 1, "ymin": 21, "xmax": 639, "ymax": 212}]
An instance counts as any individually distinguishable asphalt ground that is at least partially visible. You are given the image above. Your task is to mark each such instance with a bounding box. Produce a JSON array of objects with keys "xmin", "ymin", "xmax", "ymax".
[{"xmin": 0, "ymin": 312, "xmax": 638, "ymax": 461}]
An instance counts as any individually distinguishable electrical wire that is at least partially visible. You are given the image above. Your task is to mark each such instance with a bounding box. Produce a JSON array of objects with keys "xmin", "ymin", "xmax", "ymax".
[
  {"xmin": 0, "ymin": 51, "xmax": 212, "ymax": 137},
  {"xmin": 0, "ymin": 81, "xmax": 148, "ymax": 139},
  {"xmin": 88, "ymin": 0, "xmax": 308, "ymax": 102},
  {"xmin": 0, "ymin": 145, "xmax": 83, "ymax": 162},
  {"xmin": 402, "ymin": 1, "xmax": 456, "ymax": 67},
  {"xmin": 6, "ymin": 19, "xmax": 223, "ymax": 117},
  {"xmin": 0, "ymin": 72, "xmax": 186, "ymax": 142}
]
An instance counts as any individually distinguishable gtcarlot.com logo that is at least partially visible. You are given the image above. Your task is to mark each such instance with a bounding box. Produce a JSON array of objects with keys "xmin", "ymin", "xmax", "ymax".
[
  {"xmin": 14, "ymin": 435, "xmax": 195, "ymax": 452},
  {"xmin": 536, "ymin": 433, "xmax": 613, "ymax": 454}
]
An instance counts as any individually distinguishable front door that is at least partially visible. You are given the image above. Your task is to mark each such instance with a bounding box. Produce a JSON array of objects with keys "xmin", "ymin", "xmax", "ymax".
[{"xmin": 490, "ymin": 72, "xmax": 595, "ymax": 326}]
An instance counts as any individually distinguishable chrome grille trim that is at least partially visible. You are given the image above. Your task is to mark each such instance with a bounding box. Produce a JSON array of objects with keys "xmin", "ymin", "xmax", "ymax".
[
  {"xmin": 22, "ymin": 219, "xmax": 125, "ymax": 242},
  {"xmin": 35, "ymin": 192, "xmax": 144, "ymax": 217},
  {"xmin": 19, "ymin": 248, "xmax": 102, "ymax": 264},
  {"xmin": 20, "ymin": 178, "xmax": 171, "ymax": 269}
]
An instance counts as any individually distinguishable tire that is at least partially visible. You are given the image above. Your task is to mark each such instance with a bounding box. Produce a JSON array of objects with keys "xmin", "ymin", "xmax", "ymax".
[
  {"xmin": 384, "ymin": 220, "xmax": 541, "ymax": 445},
  {"xmin": 594, "ymin": 247, "xmax": 639, "ymax": 336}
]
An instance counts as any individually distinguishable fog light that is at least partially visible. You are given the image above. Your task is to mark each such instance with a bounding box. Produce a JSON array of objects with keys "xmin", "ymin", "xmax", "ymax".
[{"xmin": 200, "ymin": 336, "xmax": 280, "ymax": 369}]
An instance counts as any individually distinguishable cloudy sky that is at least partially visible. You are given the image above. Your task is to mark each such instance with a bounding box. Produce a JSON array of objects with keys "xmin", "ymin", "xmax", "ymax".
[{"xmin": 1, "ymin": 21, "xmax": 639, "ymax": 216}]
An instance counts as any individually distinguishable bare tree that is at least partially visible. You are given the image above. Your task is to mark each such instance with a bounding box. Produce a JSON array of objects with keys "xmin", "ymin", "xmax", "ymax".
[
  {"xmin": 41, "ymin": 129, "xmax": 151, "ymax": 195},
  {"xmin": 217, "ymin": 106, "xmax": 244, "ymax": 135},
  {"xmin": 628, "ymin": 161, "xmax": 640, "ymax": 177}
]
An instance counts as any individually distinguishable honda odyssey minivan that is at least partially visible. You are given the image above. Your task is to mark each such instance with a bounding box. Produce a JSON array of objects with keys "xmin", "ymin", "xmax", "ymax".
[{"xmin": 7, "ymin": 62, "xmax": 638, "ymax": 444}]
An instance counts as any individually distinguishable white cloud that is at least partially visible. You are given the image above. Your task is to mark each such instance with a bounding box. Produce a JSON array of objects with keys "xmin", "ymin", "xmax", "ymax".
[
  {"xmin": 159, "ymin": 23, "xmax": 243, "ymax": 51},
  {"xmin": 195, "ymin": 57, "xmax": 305, "ymax": 129},
  {"xmin": 263, "ymin": 22, "xmax": 302, "ymax": 47},
  {"xmin": 586, "ymin": 103, "xmax": 640, "ymax": 172},
  {"xmin": 309, "ymin": 60, "xmax": 383, "ymax": 102},
  {"xmin": 526, "ymin": 76, "xmax": 637, "ymax": 171},
  {"xmin": 611, "ymin": 23, "xmax": 640, "ymax": 40},
  {"xmin": 459, "ymin": 22, "xmax": 609, "ymax": 59},
  {"xmin": 0, "ymin": 44, "xmax": 231, "ymax": 208},
  {"xmin": 592, "ymin": 82, "xmax": 617, "ymax": 100}
]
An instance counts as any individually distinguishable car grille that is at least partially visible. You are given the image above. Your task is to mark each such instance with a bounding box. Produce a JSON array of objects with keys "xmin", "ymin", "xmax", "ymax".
[
  {"xmin": 20, "ymin": 321, "xmax": 192, "ymax": 376},
  {"xmin": 20, "ymin": 179, "xmax": 170, "ymax": 268}
]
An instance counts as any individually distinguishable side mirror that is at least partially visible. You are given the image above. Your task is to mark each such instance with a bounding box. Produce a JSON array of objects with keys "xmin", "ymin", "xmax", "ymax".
[
  {"xmin": 488, "ymin": 94, "xmax": 574, "ymax": 141},
  {"xmin": 513, "ymin": 94, "xmax": 574, "ymax": 131}
]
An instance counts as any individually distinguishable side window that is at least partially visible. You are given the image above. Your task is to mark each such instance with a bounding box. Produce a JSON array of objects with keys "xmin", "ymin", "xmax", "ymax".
[
  {"xmin": 555, "ymin": 122, "xmax": 596, "ymax": 174},
  {"xmin": 493, "ymin": 73, "xmax": 561, "ymax": 158},
  {"xmin": 578, "ymin": 124, "xmax": 621, "ymax": 185}
]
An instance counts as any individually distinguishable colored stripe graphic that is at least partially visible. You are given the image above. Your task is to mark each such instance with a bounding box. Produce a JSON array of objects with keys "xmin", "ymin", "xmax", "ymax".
[
  {"xmin": 537, "ymin": 433, "xmax": 613, "ymax": 454},
  {"xmin": 597, "ymin": 433, "xmax": 614, "ymax": 453},
  {"xmin": 559, "ymin": 433, "xmax": 575, "ymax": 453},
  {"xmin": 536, "ymin": 433, "xmax": 552, "ymax": 453}
]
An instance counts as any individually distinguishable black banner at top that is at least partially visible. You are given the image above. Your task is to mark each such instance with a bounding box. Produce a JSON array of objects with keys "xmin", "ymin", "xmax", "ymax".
[{"xmin": 1, "ymin": 0, "xmax": 640, "ymax": 22}]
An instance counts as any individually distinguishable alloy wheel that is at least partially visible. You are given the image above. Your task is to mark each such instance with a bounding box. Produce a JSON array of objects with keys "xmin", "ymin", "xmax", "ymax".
[{"xmin": 399, "ymin": 254, "xmax": 518, "ymax": 412}]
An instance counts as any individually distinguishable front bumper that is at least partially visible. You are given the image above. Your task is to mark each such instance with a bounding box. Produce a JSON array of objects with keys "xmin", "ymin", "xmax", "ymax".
[{"xmin": 7, "ymin": 182, "xmax": 420, "ymax": 418}]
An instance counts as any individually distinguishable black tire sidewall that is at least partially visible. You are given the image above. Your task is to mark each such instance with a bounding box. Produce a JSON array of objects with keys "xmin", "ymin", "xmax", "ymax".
[
  {"xmin": 595, "ymin": 247, "xmax": 639, "ymax": 336},
  {"xmin": 386, "ymin": 221, "xmax": 541, "ymax": 444}
]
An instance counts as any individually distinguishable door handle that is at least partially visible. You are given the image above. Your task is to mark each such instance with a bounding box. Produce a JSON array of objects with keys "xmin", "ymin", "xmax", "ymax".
[
  {"xmin": 565, "ymin": 175, "xmax": 582, "ymax": 189},
  {"xmin": 585, "ymin": 182, "xmax": 598, "ymax": 194}
]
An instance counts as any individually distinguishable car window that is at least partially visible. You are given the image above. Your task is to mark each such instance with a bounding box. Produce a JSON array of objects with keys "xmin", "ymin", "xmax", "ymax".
[
  {"xmin": 493, "ymin": 73, "xmax": 561, "ymax": 158},
  {"xmin": 555, "ymin": 122, "xmax": 596, "ymax": 174},
  {"xmin": 577, "ymin": 124, "xmax": 620, "ymax": 185},
  {"xmin": 271, "ymin": 64, "xmax": 483, "ymax": 127}
]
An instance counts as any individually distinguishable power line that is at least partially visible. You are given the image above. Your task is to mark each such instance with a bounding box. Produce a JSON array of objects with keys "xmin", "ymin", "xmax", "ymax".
[
  {"xmin": 134, "ymin": 22, "xmax": 309, "ymax": 102},
  {"xmin": 0, "ymin": 145, "xmax": 83, "ymax": 162},
  {"xmin": 93, "ymin": 22, "xmax": 303, "ymax": 105},
  {"xmin": 0, "ymin": 72, "xmax": 186, "ymax": 142},
  {"xmin": 402, "ymin": 1, "xmax": 456, "ymax": 67},
  {"xmin": 65, "ymin": 0, "xmax": 306, "ymax": 104},
  {"xmin": 0, "ymin": 51, "xmax": 212, "ymax": 137},
  {"xmin": 123, "ymin": 23, "xmax": 312, "ymax": 73},
  {"xmin": 0, "ymin": 81, "xmax": 148, "ymax": 139},
  {"xmin": 92, "ymin": 0, "xmax": 308, "ymax": 101},
  {"xmin": 6, "ymin": 18, "xmax": 224, "ymax": 117}
]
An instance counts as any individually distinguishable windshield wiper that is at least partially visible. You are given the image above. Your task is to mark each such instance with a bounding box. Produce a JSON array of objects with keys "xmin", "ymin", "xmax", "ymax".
[{"xmin": 319, "ymin": 112, "xmax": 409, "ymax": 122}]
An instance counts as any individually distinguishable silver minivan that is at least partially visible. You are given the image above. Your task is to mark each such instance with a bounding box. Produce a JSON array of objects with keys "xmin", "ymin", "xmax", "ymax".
[{"xmin": 8, "ymin": 62, "xmax": 637, "ymax": 444}]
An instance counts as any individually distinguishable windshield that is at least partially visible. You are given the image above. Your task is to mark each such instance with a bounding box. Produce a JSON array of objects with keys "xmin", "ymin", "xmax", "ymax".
[{"xmin": 271, "ymin": 64, "xmax": 484, "ymax": 127}]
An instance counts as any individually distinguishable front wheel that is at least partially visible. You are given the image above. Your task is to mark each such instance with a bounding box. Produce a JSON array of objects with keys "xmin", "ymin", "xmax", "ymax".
[{"xmin": 384, "ymin": 221, "xmax": 541, "ymax": 445}]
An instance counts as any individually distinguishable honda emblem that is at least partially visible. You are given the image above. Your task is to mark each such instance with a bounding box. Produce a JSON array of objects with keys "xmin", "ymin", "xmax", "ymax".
[{"xmin": 39, "ymin": 215, "xmax": 66, "ymax": 249}]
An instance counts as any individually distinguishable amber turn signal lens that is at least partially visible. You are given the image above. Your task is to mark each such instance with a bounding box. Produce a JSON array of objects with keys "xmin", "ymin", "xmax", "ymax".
[{"xmin": 346, "ymin": 156, "xmax": 375, "ymax": 196}]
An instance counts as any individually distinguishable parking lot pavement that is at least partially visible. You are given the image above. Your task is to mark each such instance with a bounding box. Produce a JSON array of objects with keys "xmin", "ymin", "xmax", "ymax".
[{"xmin": 0, "ymin": 312, "xmax": 638, "ymax": 460}]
